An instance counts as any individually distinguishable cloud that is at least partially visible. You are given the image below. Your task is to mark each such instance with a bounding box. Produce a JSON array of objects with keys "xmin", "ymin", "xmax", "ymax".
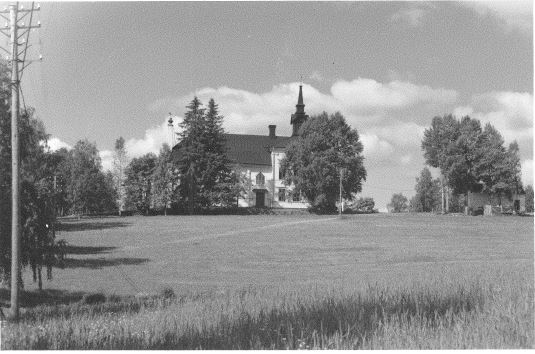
[
  {"xmin": 179, "ymin": 79, "xmax": 457, "ymax": 139},
  {"xmin": 360, "ymin": 133, "xmax": 394, "ymax": 161},
  {"xmin": 46, "ymin": 137, "xmax": 72, "ymax": 151},
  {"xmin": 459, "ymin": 1, "xmax": 532, "ymax": 33},
  {"xmin": 98, "ymin": 118, "xmax": 179, "ymax": 172}
]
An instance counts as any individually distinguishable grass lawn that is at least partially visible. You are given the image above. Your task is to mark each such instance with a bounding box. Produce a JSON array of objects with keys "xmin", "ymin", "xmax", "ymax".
[
  {"xmin": 2, "ymin": 213, "xmax": 533, "ymax": 349},
  {"xmin": 20, "ymin": 213, "xmax": 532, "ymax": 296}
]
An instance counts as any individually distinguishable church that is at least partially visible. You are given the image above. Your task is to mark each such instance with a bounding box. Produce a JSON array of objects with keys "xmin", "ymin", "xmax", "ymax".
[
  {"xmin": 172, "ymin": 85, "xmax": 310, "ymax": 209},
  {"xmin": 225, "ymin": 85, "xmax": 309, "ymax": 208}
]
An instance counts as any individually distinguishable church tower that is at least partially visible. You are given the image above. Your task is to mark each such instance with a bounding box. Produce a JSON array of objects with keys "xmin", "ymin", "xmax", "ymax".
[{"xmin": 291, "ymin": 85, "xmax": 309, "ymax": 136}]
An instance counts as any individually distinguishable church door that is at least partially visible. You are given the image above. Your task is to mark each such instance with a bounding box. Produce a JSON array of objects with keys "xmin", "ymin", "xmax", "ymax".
[{"xmin": 255, "ymin": 191, "xmax": 265, "ymax": 207}]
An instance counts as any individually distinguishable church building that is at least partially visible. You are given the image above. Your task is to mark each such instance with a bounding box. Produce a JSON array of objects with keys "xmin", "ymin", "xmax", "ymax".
[
  {"xmin": 225, "ymin": 85, "xmax": 309, "ymax": 208},
  {"xmin": 172, "ymin": 85, "xmax": 310, "ymax": 208}
]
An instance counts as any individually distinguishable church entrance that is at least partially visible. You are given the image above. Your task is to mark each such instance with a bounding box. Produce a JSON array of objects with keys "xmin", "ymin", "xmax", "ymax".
[{"xmin": 255, "ymin": 190, "xmax": 266, "ymax": 207}]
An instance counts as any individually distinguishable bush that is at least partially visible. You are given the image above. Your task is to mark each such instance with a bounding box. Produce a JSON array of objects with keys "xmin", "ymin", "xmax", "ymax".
[{"xmin": 159, "ymin": 286, "xmax": 176, "ymax": 300}]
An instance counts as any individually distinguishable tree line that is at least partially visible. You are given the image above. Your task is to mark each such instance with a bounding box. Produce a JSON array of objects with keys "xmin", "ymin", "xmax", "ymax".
[{"xmin": 388, "ymin": 114, "xmax": 533, "ymax": 213}]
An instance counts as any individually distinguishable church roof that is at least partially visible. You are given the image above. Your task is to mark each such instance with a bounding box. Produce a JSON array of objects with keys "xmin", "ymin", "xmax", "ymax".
[
  {"xmin": 223, "ymin": 133, "xmax": 292, "ymax": 166},
  {"xmin": 171, "ymin": 133, "xmax": 293, "ymax": 167}
]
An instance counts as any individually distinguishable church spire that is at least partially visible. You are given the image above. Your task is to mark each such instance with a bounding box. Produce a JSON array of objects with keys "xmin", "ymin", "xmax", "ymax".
[{"xmin": 291, "ymin": 84, "xmax": 309, "ymax": 136}]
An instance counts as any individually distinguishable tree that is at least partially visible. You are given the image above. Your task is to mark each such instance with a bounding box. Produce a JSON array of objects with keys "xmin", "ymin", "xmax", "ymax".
[
  {"xmin": 125, "ymin": 153, "xmax": 157, "ymax": 214},
  {"xmin": 152, "ymin": 144, "xmax": 178, "ymax": 215},
  {"xmin": 388, "ymin": 193, "xmax": 408, "ymax": 213},
  {"xmin": 350, "ymin": 197, "xmax": 375, "ymax": 213},
  {"xmin": 280, "ymin": 111, "xmax": 366, "ymax": 213},
  {"xmin": 66, "ymin": 140, "xmax": 116, "ymax": 216},
  {"xmin": 112, "ymin": 137, "xmax": 128, "ymax": 215},
  {"xmin": 422, "ymin": 115, "xmax": 523, "ymax": 206},
  {"xmin": 525, "ymin": 185, "xmax": 533, "ymax": 213},
  {"xmin": 412, "ymin": 167, "xmax": 441, "ymax": 212},
  {"xmin": 0, "ymin": 104, "xmax": 56, "ymax": 288},
  {"xmin": 174, "ymin": 97, "xmax": 240, "ymax": 212}
]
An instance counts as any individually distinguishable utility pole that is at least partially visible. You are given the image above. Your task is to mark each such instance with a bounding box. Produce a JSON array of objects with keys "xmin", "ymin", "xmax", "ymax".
[
  {"xmin": 339, "ymin": 168, "xmax": 343, "ymax": 217},
  {"xmin": 9, "ymin": 2, "xmax": 20, "ymax": 321},
  {"xmin": 0, "ymin": 1, "xmax": 41, "ymax": 321},
  {"xmin": 440, "ymin": 176, "xmax": 445, "ymax": 214}
]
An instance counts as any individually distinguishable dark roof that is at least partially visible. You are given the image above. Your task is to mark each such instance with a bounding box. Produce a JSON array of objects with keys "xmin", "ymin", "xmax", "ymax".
[
  {"xmin": 223, "ymin": 134, "xmax": 292, "ymax": 166},
  {"xmin": 171, "ymin": 133, "xmax": 293, "ymax": 166}
]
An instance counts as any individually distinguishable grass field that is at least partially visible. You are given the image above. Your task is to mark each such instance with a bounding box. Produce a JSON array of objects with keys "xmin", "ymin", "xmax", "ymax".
[{"xmin": 1, "ymin": 213, "xmax": 533, "ymax": 349}]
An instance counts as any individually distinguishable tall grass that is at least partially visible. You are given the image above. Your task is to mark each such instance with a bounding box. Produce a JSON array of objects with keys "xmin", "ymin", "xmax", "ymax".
[{"xmin": 2, "ymin": 266, "xmax": 533, "ymax": 349}]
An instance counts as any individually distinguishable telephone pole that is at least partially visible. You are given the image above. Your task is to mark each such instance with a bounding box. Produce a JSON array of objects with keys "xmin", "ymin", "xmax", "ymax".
[
  {"xmin": 9, "ymin": 2, "xmax": 20, "ymax": 321},
  {"xmin": 0, "ymin": 1, "xmax": 41, "ymax": 321}
]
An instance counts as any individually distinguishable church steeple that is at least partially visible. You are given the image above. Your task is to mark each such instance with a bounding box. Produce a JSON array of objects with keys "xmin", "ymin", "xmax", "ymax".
[{"xmin": 291, "ymin": 85, "xmax": 308, "ymax": 136}]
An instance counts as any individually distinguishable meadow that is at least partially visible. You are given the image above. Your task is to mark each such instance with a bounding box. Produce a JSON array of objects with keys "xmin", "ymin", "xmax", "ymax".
[{"xmin": 1, "ymin": 213, "xmax": 533, "ymax": 349}]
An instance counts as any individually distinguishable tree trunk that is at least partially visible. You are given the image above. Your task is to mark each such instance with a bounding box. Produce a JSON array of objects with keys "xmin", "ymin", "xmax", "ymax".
[{"xmin": 445, "ymin": 185, "xmax": 449, "ymax": 213}]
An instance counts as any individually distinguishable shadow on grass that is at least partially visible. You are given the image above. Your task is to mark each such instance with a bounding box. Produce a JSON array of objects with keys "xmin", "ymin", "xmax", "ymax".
[
  {"xmin": 2, "ymin": 285, "xmax": 486, "ymax": 350},
  {"xmin": 57, "ymin": 221, "xmax": 132, "ymax": 232},
  {"xmin": 164, "ymin": 289, "xmax": 484, "ymax": 349},
  {"xmin": 58, "ymin": 257, "xmax": 150, "ymax": 269},
  {"xmin": 0, "ymin": 288, "xmax": 86, "ymax": 308},
  {"xmin": 63, "ymin": 245, "xmax": 117, "ymax": 255}
]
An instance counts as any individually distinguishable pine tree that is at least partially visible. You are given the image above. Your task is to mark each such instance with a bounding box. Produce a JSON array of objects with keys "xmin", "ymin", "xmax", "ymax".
[{"xmin": 175, "ymin": 97, "xmax": 240, "ymax": 212}]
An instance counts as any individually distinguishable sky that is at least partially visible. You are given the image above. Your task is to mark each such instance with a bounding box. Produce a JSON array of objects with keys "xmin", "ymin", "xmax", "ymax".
[{"xmin": 16, "ymin": 1, "xmax": 533, "ymax": 210}]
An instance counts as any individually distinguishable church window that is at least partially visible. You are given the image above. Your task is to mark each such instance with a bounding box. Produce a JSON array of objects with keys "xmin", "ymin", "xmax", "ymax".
[
  {"xmin": 256, "ymin": 172, "xmax": 265, "ymax": 185},
  {"xmin": 278, "ymin": 188, "xmax": 286, "ymax": 202},
  {"xmin": 279, "ymin": 170, "xmax": 283, "ymax": 180}
]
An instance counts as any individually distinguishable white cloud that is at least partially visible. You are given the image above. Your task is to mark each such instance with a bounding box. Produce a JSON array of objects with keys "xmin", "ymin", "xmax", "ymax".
[
  {"xmin": 400, "ymin": 154, "xmax": 413, "ymax": 165},
  {"xmin": 46, "ymin": 137, "xmax": 72, "ymax": 151},
  {"xmin": 459, "ymin": 1, "xmax": 532, "ymax": 33},
  {"xmin": 98, "ymin": 118, "xmax": 179, "ymax": 172},
  {"xmin": 330, "ymin": 79, "xmax": 457, "ymax": 115},
  {"xmin": 360, "ymin": 133, "xmax": 395, "ymax": 161},
  {"xmin": 125, "ymin": 118, "xmax": 178, "ymax": 157},
  {"xmin": 180, "ymin": 79, "xmax": 457, "ymax": 138},
  {"xmin": 99, "ymin": 149, "xmax": 114, "ymax": 172}
]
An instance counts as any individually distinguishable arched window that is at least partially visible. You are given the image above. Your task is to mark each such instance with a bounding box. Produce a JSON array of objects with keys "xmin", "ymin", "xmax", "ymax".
[{"xmin": 256, "ymin": 172, "xmax": 265, "ymax": 185}]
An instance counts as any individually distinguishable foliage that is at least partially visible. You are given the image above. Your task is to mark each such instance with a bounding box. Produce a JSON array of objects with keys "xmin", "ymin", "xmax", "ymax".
[
  {"xmin": 388, "ymin": 193, "xmax": 408, "ymax": 213},
  {"xmin": 66, "ymin": 140, "xmax": 117, "ymax": 215},
  {"xmin": 411, "ymin": 167, "xmax": 441, "ymax": 212},
  {"xmin": 0, "ymin": 96, "xmax": 56, "ymax": 287},
  {"xmin": 151, "ymin": 144, "xmax": 179, "ymax": 215},
  {"xmin": 349, "ymin": 197, "xmax": 375, "ymax": 213},
  {"xmin": 422, "ymin": 115, "xmax": 523, "ymax": 200},
  {"xmin": 525, "ymin": 185, "xmax": 533, "ymax": 213},
  {"xmin": 175, "ymin": 97, "xmax": 241, "ymax": 212},
  {"xmin": 280, "ymin": 112, "xmax": 366, "ymax": 213},
  {"xmin": 112, "ymin": 137, "xmax": 128, "ymax": 215},
  {"xmin": 124, "ymin": 153, "xmax": 157, "ymax": 214}
]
